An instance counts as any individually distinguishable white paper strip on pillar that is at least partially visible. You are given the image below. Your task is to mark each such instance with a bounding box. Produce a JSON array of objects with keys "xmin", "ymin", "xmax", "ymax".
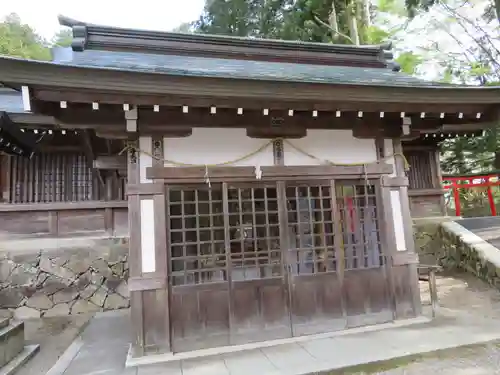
[
  {"xmin": 390, "ymin": 190, "xmax": 406, "ymax": 251},
  {"xmin": 140, "ymin": 199, "xmax": 156, "ymax": 273},
  {"xmin": 21, "ymin": 86, "xmax": 31, "ymax": 112},
  {"xmin": 139, "ymin": 136, "xmax": 153, "ymax": 183}
]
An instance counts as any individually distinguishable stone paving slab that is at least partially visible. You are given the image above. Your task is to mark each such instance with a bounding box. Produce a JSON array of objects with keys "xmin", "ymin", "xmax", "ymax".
[
  {"xmin": 41, "ymin": 275, "xmax": 500, "ymax": 375},
  {"xmin": 47, "ymin": 306, "xmax": 500, "ymax": 375}
]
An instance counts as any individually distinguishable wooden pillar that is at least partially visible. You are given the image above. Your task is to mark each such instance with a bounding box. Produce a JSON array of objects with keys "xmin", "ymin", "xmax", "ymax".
[
  {"xmin": 432, "ymin": 148, "xmax": 446, "ymax": 215},
  {"xmin": 1, "ymin": 154, "xmax": 11, "ymax": 202},
  {"xmin": 127, "ymin": 135, "xmax": 169, "ymax": 357},
  {"xmin": 381, "ymin": 138, "xmax": 421, "ymax": 319}
]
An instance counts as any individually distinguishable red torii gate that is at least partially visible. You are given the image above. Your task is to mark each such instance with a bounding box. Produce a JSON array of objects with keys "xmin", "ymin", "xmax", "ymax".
[{"xmin": 442, "ymin": 172, "xmax": 500, "ymax": 217}]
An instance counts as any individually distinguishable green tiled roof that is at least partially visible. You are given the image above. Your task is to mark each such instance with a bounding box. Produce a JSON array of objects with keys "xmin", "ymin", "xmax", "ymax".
[{"xmin": 55, "ymin": 50, "xmax": 449, "ymax": 88}]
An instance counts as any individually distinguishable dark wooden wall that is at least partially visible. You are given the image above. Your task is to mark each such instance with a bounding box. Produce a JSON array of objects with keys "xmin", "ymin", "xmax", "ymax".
[
  {"xmin": 0, "ymin": 132, "xmax": 128, "ymax": 239},
  {"xmin": 403, "ymin": 144, "xmax": 445, "ymax": 218},
  {"xmin": 0, "ymin": 201, "xmax": 128, "ymax": 239}
]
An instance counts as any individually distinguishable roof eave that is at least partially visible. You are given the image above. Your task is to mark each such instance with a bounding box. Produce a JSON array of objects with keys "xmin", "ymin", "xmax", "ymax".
[{"xmin": 1, "ymin": 57, "xmax": 500, "ymax": 111}]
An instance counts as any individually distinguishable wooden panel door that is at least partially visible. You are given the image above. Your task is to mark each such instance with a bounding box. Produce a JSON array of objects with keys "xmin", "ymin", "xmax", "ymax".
[
  {"xmin": 167, "ymin": 185, "xmax": 231, "ymax": 352},
  {"xmin": 225, "ymin": 183, "xmax": 292, "ymax": 345},
  {"xmin": 336, "ymin": 180, "xmax": 393, "ymax": 328},
  {"xmin": 285, "ymin": 181, "xmax": 347, "ymax": 336}
]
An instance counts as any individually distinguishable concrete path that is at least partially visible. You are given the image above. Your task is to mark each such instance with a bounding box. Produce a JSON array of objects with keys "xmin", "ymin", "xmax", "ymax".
[
  {"xmin": 43, "ymin": 274, "xmax": 500, "ymax": 375},
  {"xmin": 458, "ymin": 216, "xmax": 500, "ymax": 249}
]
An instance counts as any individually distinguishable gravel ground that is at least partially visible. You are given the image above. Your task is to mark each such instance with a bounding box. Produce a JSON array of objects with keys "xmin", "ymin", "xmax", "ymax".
[{"xmin": 355, "ymin": 272, "xmax": 500, "ymax": 374}]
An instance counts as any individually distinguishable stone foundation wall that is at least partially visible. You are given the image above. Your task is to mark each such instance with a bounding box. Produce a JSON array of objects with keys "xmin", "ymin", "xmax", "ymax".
[
  {"xmin": 0, "ymin": 238, "xmax": 129, "ymax": 319},
  {"xmin": 438, "ymin": 222, "xmax": 500, "ymax": 287},
  {"xmin": 413, "ymin": 217, "xmax": 451, "ymax": 266},
  {"xmin": 413, "ymin": 218, "xmax": 500, "ymax": 288}
]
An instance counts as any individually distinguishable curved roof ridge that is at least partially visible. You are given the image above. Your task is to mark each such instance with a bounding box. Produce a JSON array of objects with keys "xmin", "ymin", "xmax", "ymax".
[{"xmin": 57, "ymin": 15, "xmax": 394, "ymax": 69}]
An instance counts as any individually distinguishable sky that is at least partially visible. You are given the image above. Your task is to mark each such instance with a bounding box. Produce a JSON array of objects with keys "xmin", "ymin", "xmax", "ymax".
[{"xmin": 0, "ymin": 0, "xmax": 206, "ymax": 39}]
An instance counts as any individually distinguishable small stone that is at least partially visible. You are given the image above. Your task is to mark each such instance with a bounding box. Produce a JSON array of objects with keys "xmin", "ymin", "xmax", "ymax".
[
  {"xmin": 104, "ymin": 293, "xmax": 129, "ymax": 310},
  {"xmin": 90, "ymin": 288, "xmax": 107, "ymax": 307},
  {"xmin": 14, "ymin": 306, "xmax": 41, "ymax": 319},
  {"xmin": 35, "ymin": 272, "xmax": 49, "ymax": 287},
  {"xmin": 40, "ymin": 256, "xmax": 75, "ymax": 284},
  {"xmin": 44, "ymin": 303, "xmax": 70, "ymax": 317},
  {"xmin": 115, "ymin": 281, "xmax": 129, "ymax": 299},
  {"xmin": 105, "ymin": 276, "xmax": 122, "ymax": 292},
  {"xmin": 26, "ymin": 294, "xmax": 53, "ymax": 310},
  {"xmin": 91, "ymin": 259, "xmax": 112, "ymax": 278},
  {"xmin": 10, "ymin": 252, "xmax": 40, "ymax": 266},
  {"xmin": 71, "ymin": 300, "xmax": 100, "ymax": 314},
  {"xmin": 90, "ymin": 272, "xmax": 104, "ymax": 287},
  {"xmin": 9, "ymin": 265, "xmax": 38, "ymax": 287},
  {"xmin": 79, "ymin": 284, "xmax": 98, "ymax": 300},
  {"xmin": 51, "ymin": 252, "xmax": 71, "ymax": 267},
  {"xmin": 20, "ymin": 286, "xmax": 37, "ymax": 299},
  {"xmin": 66, "ymin": 254, "xmax": 92, "ymax": 275},
  {"xmin": 75, "ymin": 272, "xmax": 91, "ymax": 291},
  {"xmin": 39, "ymin": 279, "xmax": 66, "ymax": 295},
  {"xmin": 0, "ymin": 309, "xmax": 13, "ymax": 319},
  {"xmin": 52, "ymin": 289, "xmax": 79, "ymax": 304},
  {"xmin": 110, "ymin": 262, "xmax": 124, "ymax": 276},
  {"xmin": 0, "ymin": 289, "xmax": 24, "ymax": 308},
  {"xmin": 0, "ymin": 260, "xmax": 14, "ymax": 283}
]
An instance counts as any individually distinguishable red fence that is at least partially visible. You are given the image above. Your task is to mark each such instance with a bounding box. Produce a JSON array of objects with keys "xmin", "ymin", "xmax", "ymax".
[{"xmin": 442, "ymin": 174, "xmax": 500, "ymax": 216}]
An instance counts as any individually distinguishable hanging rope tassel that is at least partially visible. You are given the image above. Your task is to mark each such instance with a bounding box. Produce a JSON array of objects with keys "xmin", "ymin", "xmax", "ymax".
[{"xmin": 204, "ymin": 165, "xmax": 211, "ymax": 188}]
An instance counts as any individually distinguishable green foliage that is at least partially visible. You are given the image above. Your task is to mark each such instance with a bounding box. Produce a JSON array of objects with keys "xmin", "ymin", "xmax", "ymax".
[
  {"xmin": 0, "ymin": 13, "xmax": 51, "ymax": 60},
  {"xmin": 405, "ymin": 0, "xmax": 437, "ymax": 18},
  {"xmin": 365, "ymin": 26, "xmax": 390, "ymax": 44},
  {"xmin": 193, "ymin": 0, "xmax": 359, "ymax": 44},
  {"xmin": 395, "ymin": 51, "xmax": 422, "ymax": 74},
  {"xmin": 52, "ymin": 29, "xmax": 73, "ymax": 48}
]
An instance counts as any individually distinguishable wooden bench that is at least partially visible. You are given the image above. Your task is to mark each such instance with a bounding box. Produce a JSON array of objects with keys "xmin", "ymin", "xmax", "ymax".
[{"xmin": 418, "ymin": 264, "xmax": 443, "ymax": 317}]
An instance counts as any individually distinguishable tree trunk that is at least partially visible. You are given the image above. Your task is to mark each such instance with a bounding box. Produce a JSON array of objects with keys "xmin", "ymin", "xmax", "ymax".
[
  {"xmin": 347, "ymin": 4, "xmax": 361, "ymax": 45},
  {"xmin": 328, "ymin": 1, "xmax": 340, "ymax": 41}
]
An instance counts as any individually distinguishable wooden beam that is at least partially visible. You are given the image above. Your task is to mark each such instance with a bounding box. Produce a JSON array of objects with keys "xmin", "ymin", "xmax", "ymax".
[
  {"xmin": 93, "ymin": 155, "xmax": 127, "ymax": 170},
  {"xmin": 246, "ymin": 126, "xmax": 307, "ymax": 138},
  {"xmin": 32, "ymin": 88, "xmax": 494, "ymax": 115},
  {"xmin": 146, "ymin": 163, "xmax": 393, "ymax": 182}
]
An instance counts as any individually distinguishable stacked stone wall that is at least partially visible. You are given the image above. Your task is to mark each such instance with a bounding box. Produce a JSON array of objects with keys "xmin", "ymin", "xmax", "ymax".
[{"xmin": 0, "ymin": 238, "xmax": 129, "ymax": 319}]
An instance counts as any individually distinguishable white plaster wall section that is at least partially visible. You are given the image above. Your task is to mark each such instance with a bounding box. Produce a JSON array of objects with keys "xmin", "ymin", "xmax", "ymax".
[
  {"xmin": 162, "ymin": 128, "xmax": 274, "ymax": 167},
  {"xmin": 390, "ymin": 190, "xmax": 407, "ymax": 251},
  {"xmin": 139, "ymin": 136, "xmax": 153, "ymax": 183},
  {"xmin": 283, "ymin": 129, "xmax": 377, "ymax": 166},
  {"xmin": 140, "ymin": 199, "xmax": 156, "ymax": 273},
  {"xmin": 383, "ymin": 139, "xmax": 397, "ymax": 177}
]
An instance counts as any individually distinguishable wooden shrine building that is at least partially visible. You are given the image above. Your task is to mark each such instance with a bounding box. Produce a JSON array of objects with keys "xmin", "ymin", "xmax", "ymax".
[{"xmin": 0, "ymin": 15, "xmax": 499, "ymax": 357}]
